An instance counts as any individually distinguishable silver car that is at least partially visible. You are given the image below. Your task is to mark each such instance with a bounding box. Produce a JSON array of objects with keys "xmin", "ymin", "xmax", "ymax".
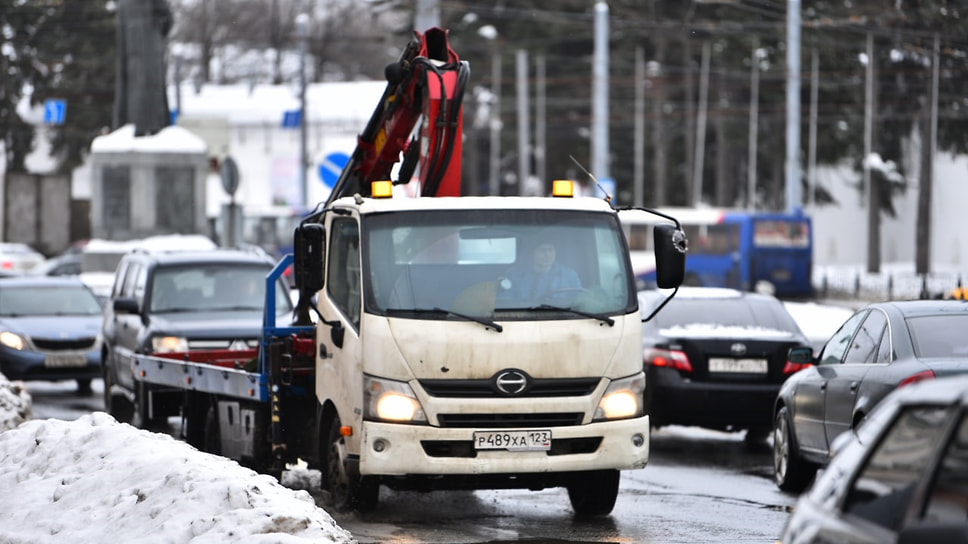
[{"xmin": 779, "ymin": 375, "xmax": 968, "ymax": 544}]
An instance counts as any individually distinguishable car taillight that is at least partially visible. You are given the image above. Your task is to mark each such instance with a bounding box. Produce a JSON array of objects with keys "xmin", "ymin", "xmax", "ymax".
[
  {"xmin": 644, "ymin": 347, "xmax": 693, "ymax": 373},
  {"xmin": 782, "ymin": 361, "xmax": 812, "ymax": 375},
  {"xmin": 898, "ymin": 370, "xmax": 935, "ymax": 388},
  {"xmin": 0, "ymin": 262, "xmax": 11, "ymax": 269}
]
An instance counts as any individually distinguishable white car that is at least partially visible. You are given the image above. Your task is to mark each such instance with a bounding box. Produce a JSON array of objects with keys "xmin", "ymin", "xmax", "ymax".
[{"xmin": 0, "ymin": 243, "xmax": 46, "ymax": 275}]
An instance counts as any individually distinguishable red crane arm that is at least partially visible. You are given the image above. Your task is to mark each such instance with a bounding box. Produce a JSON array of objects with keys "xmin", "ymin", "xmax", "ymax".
[{"xmin": 325, "ymin": 27, "xmax": 468, "ymax": 204}]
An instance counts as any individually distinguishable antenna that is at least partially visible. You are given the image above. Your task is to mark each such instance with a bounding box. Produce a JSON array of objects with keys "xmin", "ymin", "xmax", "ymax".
[{"xmin": 569, "ymin": 155, "xmax": 612, "ymax": 203}]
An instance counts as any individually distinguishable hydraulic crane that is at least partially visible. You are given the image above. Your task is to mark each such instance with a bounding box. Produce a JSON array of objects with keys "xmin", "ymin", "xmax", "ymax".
[{"xmin": 325, "ymin": 27, "xmax": 470, "ymax": 203}]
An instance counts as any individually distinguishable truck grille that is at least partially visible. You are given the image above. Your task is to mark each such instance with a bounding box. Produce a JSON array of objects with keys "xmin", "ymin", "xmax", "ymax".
[
  {"xmin": 32, "ymin": 337, "xmax": 97, "ymax": 351},
  {"xmin": 437, "ymin": 412, "xmax": 583, "ymax": 428},
  {"xmin": 420, "ymin": 377, "xmax": 600, "ymax": 398}
]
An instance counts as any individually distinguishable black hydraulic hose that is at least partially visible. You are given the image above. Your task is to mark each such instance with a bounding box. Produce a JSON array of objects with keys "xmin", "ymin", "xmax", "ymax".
[{"xmin": 422, "ymin": 60, "xmax": 470, "ymax": 196}]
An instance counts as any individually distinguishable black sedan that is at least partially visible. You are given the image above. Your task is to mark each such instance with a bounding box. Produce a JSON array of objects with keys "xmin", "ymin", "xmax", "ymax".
[
  {"xmin": 773, "ymin": 299, "xmax": 968, "ymax": 492},
  {"xmin": 779, "ymin": 374, "xmax": 968, "ymax": 544},
  {"xmin": 639, "ymin": 287, "xmax": 812, "ymax": 444},
  {"xmin": 0, "ymin": 276, "xmax": 103, "ymax": 394}
]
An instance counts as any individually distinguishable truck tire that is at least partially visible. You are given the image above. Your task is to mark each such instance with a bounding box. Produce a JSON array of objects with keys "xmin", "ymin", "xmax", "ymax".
[
  {"xmin": 773, "ymin": 406, "xmax": 815, "ymax": 492},
  {"xmin": 566, "ymin": 469, "xmax": 620, "ymax": 517},
  {"xmin": 324, "ymin": 419, "xmax": 378, "ymax": 512},
  {"xmin": 132, "ymin": 382, "xmax": 168, "ymax": 431},
  {"xmin": 203, "ymin": 405, "xmax": 221, "ymax": 455}
]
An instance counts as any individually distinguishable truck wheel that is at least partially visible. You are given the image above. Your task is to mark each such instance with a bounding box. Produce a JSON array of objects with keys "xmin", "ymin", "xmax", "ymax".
[
  {"xmin": 566, "ymin": 469, "xmax": 620, "ymax": 517},
  {"xmin": 132, "ymin": 382, "xmax": 167, "ymax": 431},
  {"xmin": 203, "ymin": 404, "xmax": 221, "ymax": 455},
  {"xmin": 324, "ymin": 419, "xmax": 378, "ymax": 512},
  {"xmin": 773, "ymin": 406, "xmax": 815, "ymax": 492}
]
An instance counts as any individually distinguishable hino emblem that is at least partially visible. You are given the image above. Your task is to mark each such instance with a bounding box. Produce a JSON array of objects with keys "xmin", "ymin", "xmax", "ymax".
[
  {"xmin": 730, "ymin": 343, "xmax": 747, "ymax": 356},
  {"xmin": 494, "ymin": 369, "xmax": 529, "ymax": 395}
]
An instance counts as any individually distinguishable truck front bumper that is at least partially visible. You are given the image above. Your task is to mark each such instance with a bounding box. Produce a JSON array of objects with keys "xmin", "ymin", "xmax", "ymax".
[{"xmin": 359, "ymin": 415, "xmax": 650, "ymax": 476}]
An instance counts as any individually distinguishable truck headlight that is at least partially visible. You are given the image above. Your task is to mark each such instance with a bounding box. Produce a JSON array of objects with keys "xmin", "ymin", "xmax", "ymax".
[
  {"xmin": 593, "ymin": 372, "xmax": 645, "ymax": 421},
  {"xmin": 151, "ymin": 336, "xmax": 188, "ymax": 353},
  {"xmin": 364, "ymin": 375, "xmax": 427, "ymax": 423}
]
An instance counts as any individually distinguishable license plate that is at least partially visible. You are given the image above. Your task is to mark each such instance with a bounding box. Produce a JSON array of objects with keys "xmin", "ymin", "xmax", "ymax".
[
  {"xmin": 473, "ymin": 429, "xmax": 551, "ymax": 451},
  {"xmin": 44, "ymin": 354, "xmax": 88, "ymax": 368},
  {"xmin": 708, "ymin": 358, "xmax": 767, "ymax": 373}
]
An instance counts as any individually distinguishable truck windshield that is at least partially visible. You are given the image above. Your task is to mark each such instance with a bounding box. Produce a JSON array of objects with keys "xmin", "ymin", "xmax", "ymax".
[{"xmin": 363, "ymin": 209, "xmax": 636, "ymax": 320}]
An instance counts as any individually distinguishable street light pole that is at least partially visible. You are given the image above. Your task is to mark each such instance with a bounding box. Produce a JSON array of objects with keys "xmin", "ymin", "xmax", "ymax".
[{"xmin": 296, "ymin": 13, "xmax": 309, "ymax": 209}]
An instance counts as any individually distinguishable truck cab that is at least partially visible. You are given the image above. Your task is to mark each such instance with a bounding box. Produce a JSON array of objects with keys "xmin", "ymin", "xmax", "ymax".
[{"xmin": 296, "ymin": 184, "xmax": 684, "ymax": 515}]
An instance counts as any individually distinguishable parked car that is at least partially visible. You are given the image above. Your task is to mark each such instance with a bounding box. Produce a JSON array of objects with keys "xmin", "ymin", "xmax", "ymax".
[
  {"xmin": 0, "ymin": 242, "xmax": 46, "ymax": 275},
  {"xmin": 779, "ymin": 375, "xmax": 968, "ymax": 544},
  {"xmin": 0, "ymin": 276, "xmax": 103, "ymax": 394},
  {"xmin": 638, "ymin": 287, "xmax": 812, "ymax": 444},
  {"xmin": 773, "ymin": 299, "xmax": 968, "ymax": 492},
  {"xmin": 101, "ymin": 246, "xmax": 292, "ymax": 428}
]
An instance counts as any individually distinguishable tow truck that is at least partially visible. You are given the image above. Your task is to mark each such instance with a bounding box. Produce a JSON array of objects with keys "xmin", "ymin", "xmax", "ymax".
[{"xmin": 131, "ymin": 27, "xmax": 687, "ymax": 516}]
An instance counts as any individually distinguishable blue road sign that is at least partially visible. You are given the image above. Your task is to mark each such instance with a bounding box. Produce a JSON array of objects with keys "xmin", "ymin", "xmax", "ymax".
[
  {"xmin": 44, "ymin": 99, "xmax": 66, "ymax": 125},
  {"xmin": 281, "ymin": 110, "xmax": 301, "ymax": 129},
  {"xmin": 318, "ymin": 152, "xmax": 350, "ymax": 189}
]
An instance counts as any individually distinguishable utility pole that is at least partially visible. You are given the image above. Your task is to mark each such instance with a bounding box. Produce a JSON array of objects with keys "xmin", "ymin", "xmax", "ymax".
[
  {"xmin": 785, "ymin": 0, "xmax": 801, "ymax": 214},
  {"xmin": 634, "ymin": 46, "xmax": 645, "ymax": 208},
  {"xmin": 591, "ymin": 1, "xmax": 610, "ymax": 192},
  {"xmin": 296, "ymin": 13, "xmax": 309, "ymax": 209},
  {"xmin": 516, "ymin": 49, "xmax": 530, "ymax": 195},
  {"xmin": 692, "ymin": 41, "xmax": 710, "ymax": 207},
  {"xmin": 747, "ymin": 38, "xmax": 760, "ymax": 210}
]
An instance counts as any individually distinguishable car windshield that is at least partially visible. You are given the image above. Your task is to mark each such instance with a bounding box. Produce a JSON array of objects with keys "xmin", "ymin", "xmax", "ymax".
[
  {"xmin": 363, "ymin": 208, "xmax": 634, "ymax": 319},
  {"xmin": 906, "ymin": 314, "xmax": 968, "ymax": 358},
  {"xmin": 149, "ymin": 264, "xmax": 291, "ymax": 314},
  {"xmin": 650, "ymin": 295, "xmax": 802, "ymax": 337},
  {"xmin": 0, "ymin": 284, "xmax": 102, "ymax": 316}
]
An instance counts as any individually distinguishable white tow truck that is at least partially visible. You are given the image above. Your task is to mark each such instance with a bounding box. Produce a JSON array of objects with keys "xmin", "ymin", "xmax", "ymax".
[{"xmin": 130, "ymin": 27, "xmax": 686, "ymax": 516}]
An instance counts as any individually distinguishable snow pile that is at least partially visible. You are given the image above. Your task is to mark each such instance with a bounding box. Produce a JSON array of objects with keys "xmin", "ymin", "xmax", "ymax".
[
  {"xmin": 0, "ymin": 375, "xmax": 31, "ymax": 431},
  {"xmin": 0, "ymin": 406, "xmax": 354, "ymax": 543}
]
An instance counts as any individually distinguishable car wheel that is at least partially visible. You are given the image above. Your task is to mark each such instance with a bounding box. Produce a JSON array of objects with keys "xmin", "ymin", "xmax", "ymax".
[
  {"xmin": 102, "ymin": 354, "xmax": 133, "ymax": 423},
  {"xmin": 76, "ymin": 378, "xmax": 93, "ymax": 396},
  {"xmin": 773, "ymin": 406, "xmax": 816, "ymax": 492},
  {"xmin": 323, "ymin": 417, "xmax": 378, "ymax": 513},
  {"xmin": 566, "ymin": 469, "xmax": 620, "ymax": 517},
  {"xmin": 744, "ymin": 426, "xmax": 771, "ymax": 449}
]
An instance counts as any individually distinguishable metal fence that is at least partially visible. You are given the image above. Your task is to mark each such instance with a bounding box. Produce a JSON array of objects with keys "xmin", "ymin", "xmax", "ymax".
[{"xmin": 814, "ymin": 265, "xmax": 967, "ymax": 302}]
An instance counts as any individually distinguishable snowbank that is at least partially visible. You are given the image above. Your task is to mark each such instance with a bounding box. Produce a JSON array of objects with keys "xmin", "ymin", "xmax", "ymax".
[
  {"xmin": 0, "ymin": 374, "xmax": 354, "ymax": 544},
  {"xmin": 0, "ymin": 377, "xmax": 31, "ymax": 431}
]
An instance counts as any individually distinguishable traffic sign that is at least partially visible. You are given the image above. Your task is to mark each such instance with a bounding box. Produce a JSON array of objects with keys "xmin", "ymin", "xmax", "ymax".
[
  {"xmin": 220, "ymin": 157, "xmax": 240, "ymax": 196},
  {"xmin": 282, "ymin": 110, "xmax": 301, "ymax": 129},
  {"xmin": 318, "ymin": 152, "xmax": 350, "ymax": 189},
  {"xmin": 44, "ymin": 99, "xmax": 66, "ymax": 125}
]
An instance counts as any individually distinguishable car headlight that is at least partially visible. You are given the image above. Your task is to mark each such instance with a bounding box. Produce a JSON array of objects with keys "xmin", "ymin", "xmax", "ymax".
[
  {"xmin": 0, "ymin": 331, "xmax": 25, "ymax": 351},
  {"xmin": 594, "ymin": 372, "xmax": 645, "ymax": 421},
  {"xmin": 151, "ymin": 336, "xmax": 189, "ymax": 353},
  {"xmin": 363, "ymin": 375, "xmax": 427, "ymax": 424}
]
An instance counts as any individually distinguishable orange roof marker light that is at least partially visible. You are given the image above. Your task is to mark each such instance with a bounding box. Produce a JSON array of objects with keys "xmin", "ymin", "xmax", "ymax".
[
  {"xmin": 371, "ymin": 180, "xmax": 394, "ymax": 198},
  {"xmin": 552, "ymin": 179, "xmax": 574, "ymax": 197}
]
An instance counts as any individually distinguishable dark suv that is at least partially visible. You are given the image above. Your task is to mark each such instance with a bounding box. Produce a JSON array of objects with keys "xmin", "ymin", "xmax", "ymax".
[{"xmin": 101, "ymin": 246, "xmax": 293, "ymax": 427}]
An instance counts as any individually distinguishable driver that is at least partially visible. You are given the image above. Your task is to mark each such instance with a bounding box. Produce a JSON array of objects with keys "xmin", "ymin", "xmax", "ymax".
[{"xmin": 499, "ymin": 238, "xmax": 581, "ymax": 304}]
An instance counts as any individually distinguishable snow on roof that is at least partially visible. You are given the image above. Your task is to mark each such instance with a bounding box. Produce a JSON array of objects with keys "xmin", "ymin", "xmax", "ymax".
[
  {"xmin": 90, "ymin": 124, "xmax": 208, "ymax": 154},
  {"xmin": 0, "ymin": 373, "xmax": 353, "ymax": 543},
  {"xmin": 170, "ymin": 80, "xmax": 387, "ymax": 124}
]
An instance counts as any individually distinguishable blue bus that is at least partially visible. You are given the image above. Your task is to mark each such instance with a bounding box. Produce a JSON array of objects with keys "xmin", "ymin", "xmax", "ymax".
[{"xmin": 620, "ymin": 207, "xmax": 813, "ymax": 298}]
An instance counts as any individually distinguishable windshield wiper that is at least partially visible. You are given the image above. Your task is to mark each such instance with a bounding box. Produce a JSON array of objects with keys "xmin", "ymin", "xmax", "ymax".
[
  {"xmin": 386, "ymin": 307, "xmax": 503, "ymax": 332},
  {"xmin": 530, "ymin": 304, "xmax": 615, "ymax": 326}
]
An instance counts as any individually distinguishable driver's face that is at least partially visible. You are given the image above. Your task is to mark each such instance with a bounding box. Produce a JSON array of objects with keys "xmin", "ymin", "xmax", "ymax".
[{"xmin": 532, "ymin": 243, "xmax": 556, "ymax": 272}]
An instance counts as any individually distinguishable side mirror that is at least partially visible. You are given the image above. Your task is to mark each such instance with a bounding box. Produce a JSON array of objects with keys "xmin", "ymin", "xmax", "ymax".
[
  {"xmin": 293, "ymin": 224, "xmax": 325, "ymax": 294},
  {"xmin": 787, "ymin": 346, "xmax": 815, "ymax": 365},
  {"xmin": 653, "ymin": 223, "xmax": 687, "ymax": 289},
  {"xmin": 113, "ymin": 296, "xmax": 139, "ymax": 314}
]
